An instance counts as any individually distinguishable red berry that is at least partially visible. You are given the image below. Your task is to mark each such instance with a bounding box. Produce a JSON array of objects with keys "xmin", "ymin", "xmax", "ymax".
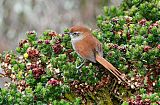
[
  {"xmin": 112, "ymin": 18, "xmax": 119, "ymax": 23},
  {"xmin": 138, "ymin": 19, "xmax": 147, "ymax": 26},
  {"xmin": 156, "ymin": 101, "xmax": 160, "ymax": 105},
  {"xmin": 152, "ymin": 22, "xmax": 159, "ymax": 27},
  {"xmin": 19, "ymin": 40, "xmax": 28, "ymax": 48},
  {"xmin": 143, "ymin": 46, "xmax": 151, "ymax": 52},
  {"xmin": 38, "ymin": 40, "xmax": 43, "ymax": 44},
  {"xmin": 52, "ymin": 44, "xmax": 63, "ymax": 54},
  {"xmin": 48, "ymin": 31, "xmax": 57, "ymax": 37},
  {"xmin": 136, "ymin": 95, "xmax": 142, "ymax": 101},
  {"xmin": 157, "ymin": 44, "xmax": 160, "ymax": 49},
  {"xmin": 32, "ymin": 66, "xmax": 45, "ymax": 79},
  {"xmin": 45, "ymin": 40, "xmax": 50, "ymax": 44},
  {"xmin": 27, "ymin": 48, "xmax": 39, "ymax": 58},
  {"xmin": 28, "ymin": 31, "xmax": 35, "ymax": 34},
  {"xmin": 47, "ymin": 78, "xmax": 59, "ymax": 86},
  {"xmin": 148, "ymin": 21, "xmax": 159, "ymax": 32}
]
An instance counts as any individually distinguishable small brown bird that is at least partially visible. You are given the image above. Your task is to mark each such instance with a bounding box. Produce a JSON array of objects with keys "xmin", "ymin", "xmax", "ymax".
[{"xmin": 68, "ymin": 25, "xmax": 129, "ymax": 84}]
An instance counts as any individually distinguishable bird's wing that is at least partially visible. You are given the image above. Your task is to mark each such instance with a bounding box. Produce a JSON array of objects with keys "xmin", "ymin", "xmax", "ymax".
[
  {"xmin": 94, "ymin": 37, "xmax": 103, "ymax": 57},
  {"xmin": 74, "ymin": 39, "xmax": 96, "ymax": 63}
]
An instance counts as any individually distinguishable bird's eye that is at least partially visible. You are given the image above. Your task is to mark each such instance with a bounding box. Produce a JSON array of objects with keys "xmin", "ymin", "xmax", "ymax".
[{"xmin": 73, "ymin": 32, "xmax": 80, "ymax": 36}]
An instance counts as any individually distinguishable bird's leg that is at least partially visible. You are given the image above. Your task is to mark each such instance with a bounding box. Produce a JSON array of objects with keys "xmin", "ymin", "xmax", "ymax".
[{"xmin": 76, "ymin": 58, "xmax": 86, "ymax": 69}]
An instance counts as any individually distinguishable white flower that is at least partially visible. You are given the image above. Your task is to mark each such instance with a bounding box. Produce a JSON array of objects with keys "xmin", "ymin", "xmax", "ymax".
[{"xmin": 55, "ymin": 68, "xmax": 60, "ymax": 73}]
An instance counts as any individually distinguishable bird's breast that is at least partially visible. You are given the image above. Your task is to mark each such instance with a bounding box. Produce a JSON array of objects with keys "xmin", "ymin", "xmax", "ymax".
[{"xmin": 71, "ymin": 35, "xmax": 84, "ymax": 50}]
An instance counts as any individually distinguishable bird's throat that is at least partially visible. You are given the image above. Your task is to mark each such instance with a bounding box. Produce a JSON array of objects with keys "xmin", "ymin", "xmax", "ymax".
[{"xmin": 71, "ymin": 35, "xmax": 84, "ymax": 43}]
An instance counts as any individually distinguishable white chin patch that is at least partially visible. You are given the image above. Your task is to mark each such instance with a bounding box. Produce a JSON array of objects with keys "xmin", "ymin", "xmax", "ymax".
[
  {"xmin": 71, "ymin": 34, "xmax": 84, "ymax": 42},
  {"xmin": 70, "ymin": 34, "xmax": 74, "ymax": 39}
]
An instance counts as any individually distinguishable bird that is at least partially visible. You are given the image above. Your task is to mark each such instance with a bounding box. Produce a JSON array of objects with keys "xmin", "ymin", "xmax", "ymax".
[{"xmin": 67, "ymin": 25, "xmax": 129, "ymax": 85}]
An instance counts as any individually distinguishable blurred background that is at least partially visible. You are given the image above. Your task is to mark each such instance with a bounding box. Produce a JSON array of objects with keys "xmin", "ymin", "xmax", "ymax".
[
  {"xmin": 0, "ymin": 0, "xmax": 122, "ymax": 52},
  {"xmin": 0, "ymin": 0, "xmax": 122, "ymax": 88}
]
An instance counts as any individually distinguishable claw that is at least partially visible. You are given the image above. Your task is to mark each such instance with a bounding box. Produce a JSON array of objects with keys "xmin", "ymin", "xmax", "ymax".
[
  {"xmin": 76, "ymin": 59, "xmax": 86, "ymax": 69},
  {"xmin": 76, "ymin": 61, "xmax": 85, "ymax": 69}
]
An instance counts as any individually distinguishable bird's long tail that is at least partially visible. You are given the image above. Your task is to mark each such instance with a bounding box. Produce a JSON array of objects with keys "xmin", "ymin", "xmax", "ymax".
[{"xmin": 96, "ymin": 54, "xmax": 130, "ymax": 85}]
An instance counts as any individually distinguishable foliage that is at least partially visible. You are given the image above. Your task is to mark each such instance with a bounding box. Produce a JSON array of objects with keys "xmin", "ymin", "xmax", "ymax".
[
  {"xmin": 121, "ymin": 0, "xmax": 160, "ymax": 22},
  {"xmin": 0, "ymin": 31, "xmax": 81, "ymax": 104},
  {"xmin": 96, "ymin": 0, "xmax": 160, "ymax": 104},
  {"xmin": 0, "ymin": 0, "xmax": 160, "ymax": 104}
]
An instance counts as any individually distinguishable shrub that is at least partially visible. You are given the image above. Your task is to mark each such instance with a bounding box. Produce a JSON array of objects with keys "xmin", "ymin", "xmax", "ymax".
[
  {"xmin": 97, "ymin": 0, "xmax": 160, "ymax": 104},
  {"xmin": 0, "ymin": 0, "xmax": 160, "ymax": 104}
]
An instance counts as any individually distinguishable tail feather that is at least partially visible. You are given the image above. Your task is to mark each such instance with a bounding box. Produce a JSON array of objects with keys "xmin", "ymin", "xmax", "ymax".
[{"xmin": 96, "ymin": 54, "xmax": 129, "ymax": 85}]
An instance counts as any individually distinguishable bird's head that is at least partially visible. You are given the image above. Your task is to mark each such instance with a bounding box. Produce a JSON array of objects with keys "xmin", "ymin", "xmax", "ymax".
[{"xmin": 67, "ymin": 25, "xmax": 91, "ymax": 39}]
